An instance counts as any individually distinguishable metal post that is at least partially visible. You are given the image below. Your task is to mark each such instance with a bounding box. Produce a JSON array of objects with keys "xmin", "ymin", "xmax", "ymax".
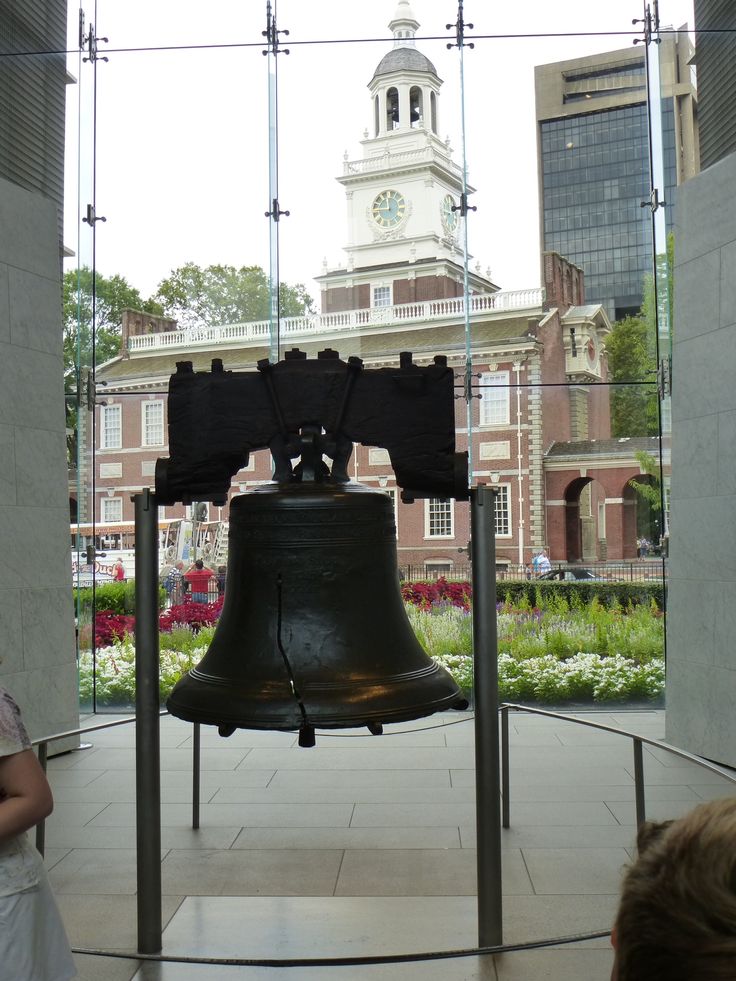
[
  {"xmin": 134, "ymin": 490, "xmax": 162, "ymax": 953},
  {"xmin": 501, "ymin": 706, "xmax": 510, "ymax": 830},
  {"xmin": 471, "ymin": 484, "xmax": 503, "ymax": 947},
  {"xmin": 633, "ymin": 737, "xmax": 646, "ymax": 828},
  {"xmin": 192, "ymin": 723, "xmax": 201, "ymax": 830}
]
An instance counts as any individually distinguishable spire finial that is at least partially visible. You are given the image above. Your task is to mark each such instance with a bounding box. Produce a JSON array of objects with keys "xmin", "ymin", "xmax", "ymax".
[{"xmin": 389, "ymin": 0, "xmax": 419, "ymax": 47}]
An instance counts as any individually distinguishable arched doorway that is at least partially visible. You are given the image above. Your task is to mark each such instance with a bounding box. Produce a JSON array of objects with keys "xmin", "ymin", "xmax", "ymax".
[
  {"xmin": 623, "ymin": 473, "xmax": 661, "ymax": 557},
  {"xmin": 563, "ymin": 476, "xmax": 607, "ymax": 562}
]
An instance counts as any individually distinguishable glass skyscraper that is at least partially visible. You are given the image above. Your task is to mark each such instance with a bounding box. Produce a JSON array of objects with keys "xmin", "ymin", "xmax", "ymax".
[{"xmin": 535, "ymin": 36, "xmax": 698, "ymax": 322}]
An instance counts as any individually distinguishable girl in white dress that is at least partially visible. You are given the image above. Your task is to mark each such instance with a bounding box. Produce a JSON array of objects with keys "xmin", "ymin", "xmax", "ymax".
[{"xmin": 0, "ymin": 686, "xmax": 77, "ymax": 980}]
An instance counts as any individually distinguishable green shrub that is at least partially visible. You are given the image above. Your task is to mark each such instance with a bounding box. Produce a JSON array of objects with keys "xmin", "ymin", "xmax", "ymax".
[
  {"xmin": 74, "ymin": 580, "xmax": 166, "ymax": 615},
  {"xmin": 497, "ymin": 579, "xmax": 663, "ymax": 610}
]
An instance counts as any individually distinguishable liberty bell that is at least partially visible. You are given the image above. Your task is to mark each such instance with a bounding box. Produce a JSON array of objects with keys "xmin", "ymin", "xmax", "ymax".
[{"xmin": 157, "ymin": 349, "xmax": 470, "ymax": 745}]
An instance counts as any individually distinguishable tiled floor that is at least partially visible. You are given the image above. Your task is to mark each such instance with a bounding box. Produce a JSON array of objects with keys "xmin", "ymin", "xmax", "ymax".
[{"xmin": 42, "ymin": 709, "xmax": 736, "ymax": 980}]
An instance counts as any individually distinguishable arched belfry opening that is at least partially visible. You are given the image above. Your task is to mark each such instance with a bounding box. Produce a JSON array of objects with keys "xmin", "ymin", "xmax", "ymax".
[
  {"xmin": 386, "ymin": 87, "xmax": 400, "ymax": 130},
  {"xmin": 367, "ymin": 1, "xmax": 442, "ymax": 139},
  {"xmin": 409, "ymin": 85, "xmax": 423, "ymax": 127}
]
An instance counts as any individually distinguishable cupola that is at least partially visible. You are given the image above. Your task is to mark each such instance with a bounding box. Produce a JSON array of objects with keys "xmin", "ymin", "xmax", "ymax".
[{"xmin": 369, "ymin": 0, "xmax": 442, "ymax": 138}]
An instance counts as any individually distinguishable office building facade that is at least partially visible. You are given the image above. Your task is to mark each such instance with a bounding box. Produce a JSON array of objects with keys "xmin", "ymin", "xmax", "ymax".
[{"xmin": 535, "ymin": 35, "xmax": 698, "ymax": 321}]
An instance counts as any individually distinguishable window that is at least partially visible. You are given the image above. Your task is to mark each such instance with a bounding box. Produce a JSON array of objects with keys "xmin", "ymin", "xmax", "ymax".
[
  {"xmin": 142, "ymin": 400, "xmax": 164, "ymax": 446},
  {"xmin": 373, "ymin": 286, "xmax": 391, "ymax": 307},
  {"xmin": 494, "ymin": 485, "xmax": 511, "ymax": 537},
  {"xmin": 425, "ymin": 561, "xmax": 452, "ymax": 579},
  {"xmin": 100, "ymin": 404, "xmax": 122, "ymax": 449},
  {"xmin": 480, "ymin": 371, "xmax": 510, "ymax": 426},
  {"xmin": 383, "ymin": 488, "xmax": 398, "ymax": 538},
  {"xmin": 369, "ymin": 447, "xmax": 391, "ymax": 465},
  {"xmin": 101, "ymin": 497, "xmax": 122, "ymax": 523},
  {"xmin": 426, "ymin": 498, "xmax": 454, "ymax": 538}
]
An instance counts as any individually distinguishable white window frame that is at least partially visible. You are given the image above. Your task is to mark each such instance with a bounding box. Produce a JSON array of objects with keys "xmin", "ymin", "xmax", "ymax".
[
  {"xmin": 141, "ymin": 400, "xmax": 164, "ymax": 447},
  {"xmin": 480, "ymin": 370, "xmax": 510, "ymax": 427},
  {"xmin": 101, "ymin": 496, "xmax": 123, "ymax": 523},
  {"xmin": 383, "ymin": 487, "xmax": 398, "ymax": 538},
  {"xmin": 372, "ymin": 285, "xmax": 392, "ymax": 308},
  {"xmin": 425, "ymin": 498, "xmax": 454, "ymax": 539},
  {"xmin": 100, "ymin": 403, "xmax": 122, "ymax": 449},
  {"xmin": 494, "ymin": 484, "xmax": 511, "ymax": 538}
]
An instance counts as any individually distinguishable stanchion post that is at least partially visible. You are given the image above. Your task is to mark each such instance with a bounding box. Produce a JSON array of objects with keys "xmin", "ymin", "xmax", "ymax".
[
  {"xmin": 134, "ymin": 490, "xmax": 162, "ymax": 953},
  {"xmin": 471, "ymin": 484, "xmax": 503, "ymax": 947},
  {"xmin": 501, "ymin": 706, "xmax": 510, "ymax": 830},
  {"xmin": 633, "ymin": 737, "xmax": 646, "ymax": 829},
  {"xmin": 192, "ymin": 723, "xmax": 201, "ymax": 830}
]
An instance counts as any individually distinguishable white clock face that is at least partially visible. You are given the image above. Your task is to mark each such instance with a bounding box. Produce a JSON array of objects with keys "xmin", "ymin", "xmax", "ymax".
[
  {"xmin": 371, "ymin": 189, "xmax": 407, "ymax": 228},
  {"xmin": 441, "ymin": 194, "xmax": 458, "ymax": 231}
]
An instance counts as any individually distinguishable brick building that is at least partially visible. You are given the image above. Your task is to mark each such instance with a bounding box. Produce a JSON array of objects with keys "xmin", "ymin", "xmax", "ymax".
[{"xmin": 79, "ymin": 1, "xmax": 657, "ymax": 574}]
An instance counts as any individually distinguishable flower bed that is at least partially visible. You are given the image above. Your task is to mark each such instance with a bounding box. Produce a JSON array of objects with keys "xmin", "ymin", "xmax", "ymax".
[{"xmin": 79, "ymin": 588, "xmax": 665, "ymax": 707}]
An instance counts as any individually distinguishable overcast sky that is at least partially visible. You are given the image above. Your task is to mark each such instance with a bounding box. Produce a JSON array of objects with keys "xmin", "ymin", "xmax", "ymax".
[{"xmin": 65, "ymin": 0, "xmax": 694, "ymax": 307}]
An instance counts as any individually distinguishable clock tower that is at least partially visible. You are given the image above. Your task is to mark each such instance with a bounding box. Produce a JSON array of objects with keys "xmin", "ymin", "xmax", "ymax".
[{"xmin": 317, "ymin": 0, "xmax": 496, "ymax": 315}]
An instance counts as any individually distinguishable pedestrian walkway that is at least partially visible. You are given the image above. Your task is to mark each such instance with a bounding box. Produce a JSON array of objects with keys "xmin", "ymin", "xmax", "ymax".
[{"xmin": 43, "ymin": 708, "xmax": 735, "ymax": 980}]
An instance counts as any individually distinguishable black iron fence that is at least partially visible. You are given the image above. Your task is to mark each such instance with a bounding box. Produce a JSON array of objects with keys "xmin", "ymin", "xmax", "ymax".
[
  {"xmin": 158, "ymin": 560, "xmax": 666, "ymax": 607},
  {"xmin": 398, "ymin": 561, "xmax": 665, "ymax": 583}
]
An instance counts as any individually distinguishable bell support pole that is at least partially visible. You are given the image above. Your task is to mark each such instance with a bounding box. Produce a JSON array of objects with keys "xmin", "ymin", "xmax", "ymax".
[
  {"xmin": 134, "ymin": 489, "xmax": 162, "ymax": 953},
  {"xmin": 471, "ymin": 484, "xmax": 503, "ymax": 947}
]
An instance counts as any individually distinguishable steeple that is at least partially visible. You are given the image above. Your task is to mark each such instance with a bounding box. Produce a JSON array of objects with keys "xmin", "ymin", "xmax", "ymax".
[
  {"xmin": 370, "ymin": 1, "xmax": 440, "ymax": 137},
  {"xmin": 389, "ymin": 0, "xmax": 419, "ymax": 46}
]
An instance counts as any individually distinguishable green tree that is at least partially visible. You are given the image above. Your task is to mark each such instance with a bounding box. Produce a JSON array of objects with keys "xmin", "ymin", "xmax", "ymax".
[
  {"xmin": 606, "ymin": 233, "xmax": 674, "ymax": 438},
  {"xmin": 153, "ymin": 262, "xmax": 314, "ymax": 330},
  {"xmin": 64, "ymin": 266, "xmax": 162, "ymax": 461},
  {"xmin": 628, "ymin": 449, "xmax": 664, "ymax": 542},
  {"xmin": 605, "ymin": 311, "xmax": 658, "ymax": 436}
]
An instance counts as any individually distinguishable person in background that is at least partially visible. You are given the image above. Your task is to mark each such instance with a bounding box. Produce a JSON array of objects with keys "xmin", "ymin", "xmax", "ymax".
[
  {"xmin": 0, "ymin": 685, "xmax": 77, "ymax": 980},
  {"xmin": 113, "ymin": 557, "xmax": 125, "ymax": 582},
  {"xmin": 184, "ymin": 558, "xmax": 216, "ymax": 604},
  {"xmin": 537, "ymin": 549, "xmax": 552, "ymax": 575},
  {"xmin": 162, "ymin": 561, "xmax": 185, "ymax": 605},
  {"xmin": 216, "ymin": 565, "xmax": 226, "ymax": 597},
  {"xmin": 611, "ymin": 798, "xmax": 736, "ymax": 980}
]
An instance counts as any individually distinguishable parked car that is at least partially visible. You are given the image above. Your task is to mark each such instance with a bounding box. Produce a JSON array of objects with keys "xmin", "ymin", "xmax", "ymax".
[{"xmin": 538, "ymin": 568, "xmax": 608, "ymax": 582}]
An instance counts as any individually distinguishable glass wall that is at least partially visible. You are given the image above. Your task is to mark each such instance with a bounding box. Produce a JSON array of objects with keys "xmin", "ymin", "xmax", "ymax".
[{"xmin": 43, "ymin": 0, "xmax": 691, "ymax": 710}]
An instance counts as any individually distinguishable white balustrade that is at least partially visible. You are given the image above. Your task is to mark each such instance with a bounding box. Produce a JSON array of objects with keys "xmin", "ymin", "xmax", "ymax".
[{"xmin": 126, "ymin": 288, "xmax": 545, "ymax": 355}]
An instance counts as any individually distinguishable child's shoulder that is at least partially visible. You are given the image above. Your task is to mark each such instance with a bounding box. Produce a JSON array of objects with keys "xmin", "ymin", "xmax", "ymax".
[{"xmin": 0, "ymin": 688, "xmax": 31, "ymax": 757}]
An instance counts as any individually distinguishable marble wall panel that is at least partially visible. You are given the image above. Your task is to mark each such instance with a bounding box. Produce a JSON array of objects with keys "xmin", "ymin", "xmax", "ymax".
[
  {"xmin": 0, "ymin": 265, "xmax": 9, "ymax": 343},
  {"xmin": 2, "ymin": 663, "xmax": 79, "ymax": 743},
  {"xmin": 9, "ymin": 266, "xmax": 63, "ymax": 356},
  {"xmin": 21, "ymin": 588, "xmax": 77, "ymax": 670},
  {"xmin": 668, "ymin": 151, "xmax": 736, "ymax": 767},
  {"xmin": 0, "ymin": 506, "xmax": 73, "ymax": 589},
  {"xmin": 672, "ymin": 326, "xmax": 736, "ymax": 423},
  {"xmin": 716, "ymin": 409, "xmax": 736, "ymax": 497},
  {"xmin": 664, "ymin": 577, "xmax": 716, "ymax": 667},
  {"xmin": 674, "ymin": 249, "xmax": 720, "ymax": 343},
  {"xmin": 0, "ymin": 344, "xmax": 66, "ymax": 431},
  {"xmin": 0, "ymin": 424, "xmax": 16, "ymax": 504},
  {"xmin": 675, "ymin": 153, "xmax": 736, "ymax": 266},
  {"xmin": 0, "ymin": 589, "xmax": 24, "ymax": 674},
  {"xmin": 720, "ymin": 239, "xmax": 736, "ymax": 329},
  {"xmin": 0, "ymin": 178, "xmax": 58, "ymax": 280},
  {"xmin": 670, "ymin": 413, "xmax": 718, "ymax": 500},
  {"xmin": 14, "ymin": 426, "xmax": 70, "ymax": 508}
]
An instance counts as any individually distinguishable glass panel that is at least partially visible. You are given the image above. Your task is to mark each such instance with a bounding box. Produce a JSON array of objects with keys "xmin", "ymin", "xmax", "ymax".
[{"xmin": 64, "ymin": 1, "xmax": 680, "ymax": 717}]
